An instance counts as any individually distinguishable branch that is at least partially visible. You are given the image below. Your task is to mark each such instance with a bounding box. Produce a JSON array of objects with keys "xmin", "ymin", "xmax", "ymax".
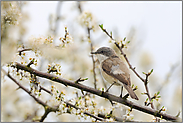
[
  {"xmin": 18, "ymin": 48, "xmax": 32, "ymax": 56},
  {"xmin": 11, "ymin": 62, "xmax": 181, "ymax": 122},
  {"xmin": 144, "ymin": 71, "xmax": 155, "ymax": 109},
  {"xmin": 99, "ymin": 25, "xmax": 156, "ymax": 111},
  {"xmin": 77, "ymin": 2, "xmax": 97, "ymax": 89},
  {"xmin": 39, "ymin": 85, "xmax": 53, "ymax": 95},
  {"xmin": 65, "ymin": 92, "xmax": 129, "ymax": 122},
  {"xmin": 158, "ymin": 62, "xmax": 179, "ymax": 92},
  {"xmin": 97, "ymin": 113, "xmax": 137, "ymax": 122},
  {"xmin": 88, "ymin": 28, "xmax": 97, "ymax": 89},
  {"xmin": 3, "ymin": 68, "xmax": 105, "ymax": 122},
  {"xmin": 99, "ymin": 24, "xmax": 145, "ymax": 82},
  {"xmin": 53, "ymin": 1, "xmax": 62, "ymax": 37},
  {"xmin": 77, "ymin": 1, "xmax": 82, "ymax": 13},
  {"xmin": 64, "ymin": 101, "xmax": 105, "ymax": 121},
  {"xmin": 2, "ymin": 69, "xmax": 59, "ymax": 122}
]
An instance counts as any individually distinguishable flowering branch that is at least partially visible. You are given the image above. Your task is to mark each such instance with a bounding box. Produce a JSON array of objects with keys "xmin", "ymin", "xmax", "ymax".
[
  {"xmin": 2, "ymin": 69, "xmax": 59, "ymax": 122},
  {"xmin": 99, "ymin": 24, "xmax": 145, "ymax": 82},
  {"xmin": 77, "ymin": 2, "xmax": 97, "ymax": 89},
  {"xmin": 99, "ymin": 24, "xmax": 155, "ymax": 109},
  {"xmin": 11, "ymin": 62, "xmax": 181, "ymax": 122},
  {"xmin": 63, "ymin": 101, "xmax": 105, "ymax": 121},
  {"xmin": 99, "ymin": 24, "xmax": 165, "ymax": 121}
]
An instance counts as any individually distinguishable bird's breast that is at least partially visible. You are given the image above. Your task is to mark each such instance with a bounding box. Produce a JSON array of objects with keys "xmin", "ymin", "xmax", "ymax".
[{"xmin": 100, "ymin": 68, "xmax": 122, "ymax": 86}]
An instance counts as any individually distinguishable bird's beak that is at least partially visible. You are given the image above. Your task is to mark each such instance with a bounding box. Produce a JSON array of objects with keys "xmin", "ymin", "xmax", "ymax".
[{"xmin": 91, "ymin": 51, "xmax": 97, "ymax": 54}]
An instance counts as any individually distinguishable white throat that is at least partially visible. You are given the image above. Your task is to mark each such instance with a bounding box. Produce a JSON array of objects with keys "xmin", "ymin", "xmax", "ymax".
[{"xmin": 96, "ymin": 54, "xmax": 109, "ymax": 64}]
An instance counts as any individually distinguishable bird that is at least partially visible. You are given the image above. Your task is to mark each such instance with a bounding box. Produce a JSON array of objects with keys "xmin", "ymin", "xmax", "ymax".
[{"xmin": 91, "ymin": 47, "xmax": 139, "ymax": 100}]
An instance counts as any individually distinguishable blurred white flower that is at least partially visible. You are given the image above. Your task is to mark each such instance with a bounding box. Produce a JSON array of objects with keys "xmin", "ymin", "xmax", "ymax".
[{"xmin": 78, "ymin": 11, "xmax": 98, "ymax": 32}]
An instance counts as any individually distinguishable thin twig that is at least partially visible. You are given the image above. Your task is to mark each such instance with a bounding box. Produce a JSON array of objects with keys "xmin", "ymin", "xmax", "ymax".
[
  {"xmin": 77, "ymin": 1, "xmax": 82, "ymax": 13},
  {"xmin": 99, "ymin": 25, "xmax": 145, "ymax": 82},
  {"xmin": 144, "ymin": 73, "xmax": 155, "ymax": 109},
  {"xmin": 18, "ymin": 48, "xmax": 32, "ymax": 56},
  {"xmin": 63, "ymin": 101, "xmax": 105, "ymax": 121},
  {"xmin": 87, "ymin": 28, "xmax": 97, "ymax": 89},
  {"xmin": 65, "ymin": 91, "xmax": 128, "ymax": 122},
  {"xmin": 27, "ymin": 58, "xmax": 35, "ymax": 67},
  {"xmin": 53, "ymin": 1, "xmax": 62, "ymax": 37},
  {"xmin": 77, "ymin": 2, "xmax": 97, "ymax": 89},
  {"xmin": 39, "ymin": 86, "xmax": 53, "ymax": 95},
  {"xmin": 158, "ymin": 62, "xmax": 179, "ymax": 92}
]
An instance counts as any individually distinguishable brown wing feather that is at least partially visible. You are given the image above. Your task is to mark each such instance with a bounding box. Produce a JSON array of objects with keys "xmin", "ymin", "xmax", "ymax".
[{"xmin": 102, "ymin": 57, "xmax": 130, "ymax": 86}]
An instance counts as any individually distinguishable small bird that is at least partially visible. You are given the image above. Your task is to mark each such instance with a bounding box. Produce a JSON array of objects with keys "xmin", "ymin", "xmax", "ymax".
[{"xmin": 91, "ymin": 47, "xmax": 139, "ymax": 100}]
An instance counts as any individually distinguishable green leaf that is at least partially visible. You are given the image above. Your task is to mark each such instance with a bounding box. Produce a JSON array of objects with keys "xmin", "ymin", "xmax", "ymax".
[
  {"xmin": 123, "ymin": 37, "xmax": 126, "ymax": 41},
  {"xmin": 110, "ymin": 31, "xmax": 112, "ymax": 36},
  {"xmin": 150, "ymin": 99, "xmax": 154, "ymax": 103},
  {"xmin": 157, "ymin": 96, "xmax": 161, "ymax": 98},
  {"xmin": 157, "ymin": 91, "xmax": 160, "ymax": 95},
  {"xmin": 99, "ymin": 24, "xmax": 103, "ymax": 29},
  {"xmin": 142, "ymin": 72, "xmax": 146, "ymax": 74},
  {"xmin": 102, "ymin": 88, "xmax": 104, "ymax": 91},
  {"xmin": 79, "ymin": 96, "xmax": 81, "ymax": 100},
  {"xmin": 81, "ymin": 89, "xmax": 84, "ymax": 95},
  {"xmin": 150, "ymin": 69, "xmax": 153, "ymax": 73},
  {"xmin": 135, "ymin": 86, "xmax": 138, "ymax": 89},
  {"xmin": 127, "ymin": 41, "xmax": 130, "ymax": 44}
]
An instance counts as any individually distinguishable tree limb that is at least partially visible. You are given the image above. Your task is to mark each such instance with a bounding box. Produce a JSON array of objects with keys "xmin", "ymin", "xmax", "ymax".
[
  {"xmin": 11, "ymin": 62, "xmax": 181, "ymax": 122},
  {"xmin": 2, "ymin": 68, "xmax": 59, "ymax": 122}
]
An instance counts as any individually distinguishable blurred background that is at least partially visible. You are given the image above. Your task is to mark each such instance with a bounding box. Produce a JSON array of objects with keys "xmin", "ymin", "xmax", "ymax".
[{"xmin": 1, "ymin": 1, "xmax": 182, "ymax": 122}]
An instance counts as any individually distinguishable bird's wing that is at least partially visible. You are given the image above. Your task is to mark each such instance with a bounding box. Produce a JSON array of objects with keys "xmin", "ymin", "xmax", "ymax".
[{"xmin": 102, "ymin": 57, "xmax": 130, "ymax": 85}]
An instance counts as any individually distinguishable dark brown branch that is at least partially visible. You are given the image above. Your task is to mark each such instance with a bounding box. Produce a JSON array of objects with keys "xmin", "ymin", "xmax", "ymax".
[
  {"xmin": 39, "ymin": 86, "xmax": 53, "ymax": 95},
  {"xmin": 47, "ymin": 65, "xmax": 58, "ymax": 73},
  {"xmin": 12, "ymin": 62, "xmax": 181, "ymax": 122},
  {"xmin": 144, "ymin": 73, "xmax": 154, "ymax": 109},
  {"xmin": 39, "ymin": 105, "xmax": 58, "ymax": 122},
  {"xmin": 3, "ymin": 67, "xmax": 105, "ymax": 122},
  {"xmin": 68, "ymin": 92, "xmax": 89, "ymax": 102},
  {"xmin": 2, "ymin": 69, "xmax": 59, "ymax": 122},
  {"xmin": 27, "ymin": 58, "xmax": 35, "ymax": 67},
  {"xmin": 18, "ymin": 48, "xmax": 32, "ymax": 56},
  {"xmin": 75, "ymin": 77, "xmax": 88, "ymax": 83}
]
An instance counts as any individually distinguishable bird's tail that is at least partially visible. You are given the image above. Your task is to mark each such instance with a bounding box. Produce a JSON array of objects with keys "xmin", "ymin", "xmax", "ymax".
[{"xmin": 123, "ymin": 84, "xmax": 139, "ymax": 100}]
